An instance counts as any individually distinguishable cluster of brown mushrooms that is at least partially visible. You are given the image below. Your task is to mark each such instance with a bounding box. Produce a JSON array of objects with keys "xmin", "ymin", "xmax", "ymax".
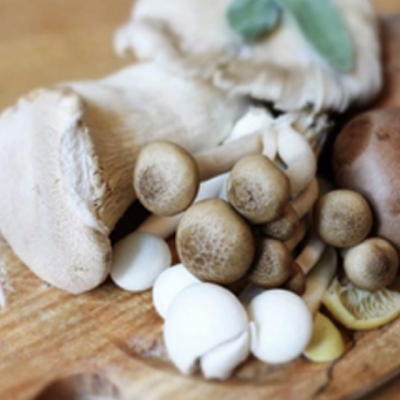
[{"xmin": 132, "ymin": 139, "xmax": 399, "ymax": 297}]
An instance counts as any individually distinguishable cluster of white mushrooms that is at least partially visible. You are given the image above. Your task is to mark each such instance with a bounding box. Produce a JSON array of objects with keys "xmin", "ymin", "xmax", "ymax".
[{"xmin": 0, "ymin": 0, "xmax": 389, "ymax": 381}]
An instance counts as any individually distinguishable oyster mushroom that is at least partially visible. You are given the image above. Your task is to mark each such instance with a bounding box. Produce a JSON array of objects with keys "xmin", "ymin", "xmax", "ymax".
[
  {"xmin": 115, "ymin": 0, "xmax": 381, "ymax": 113},
  {"xmin": 0, "ymin": 63, "xmax": 244, "ymax": 294}
]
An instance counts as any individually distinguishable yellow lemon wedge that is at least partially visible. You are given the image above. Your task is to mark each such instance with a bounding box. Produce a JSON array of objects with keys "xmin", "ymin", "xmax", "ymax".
[
  {"xmin": 304, "ymin": 312, "xmax": 345, "ymax": 363},
  {"xmin": 322, "ymin": 278, "xmax": 400, "ymax": 330}
]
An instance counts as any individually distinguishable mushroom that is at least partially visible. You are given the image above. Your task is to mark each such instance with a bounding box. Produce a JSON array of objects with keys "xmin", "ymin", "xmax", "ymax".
[
  {"xmin": 333, "ymin": 109, "xmax": 400, "ymax": 253},
  {"xmin": 134, "ymin": 134, "xmax": 262, "ymax": 216},
  {"xmin": 295, "ymin": 232, "xmax": 326, "ymax": 275},
  {"xmin": 343, "ymin": 237, "xmax": 399, "ymax": 291},
  {"xmin": 314, "ymin": 190, "xmax": 373, "ymax": 248},
  {"xmin": 110, "ymin": 232, "xmax": 171, "ymax": 292},
  {"xmin": 133, "ymin": 141, "xmax": 200, "ymax": 216},
  {"xmin": 164, "ymin": 283, "xmax": 249, "ymax": 379},
  {"xmin": 276, "ymin": 121, "xmax": 317, "ymax": 195},
  {"xmin": 302, "ymin": 246, "xmax": 338, "ymax": 315},
  {"xmin": 0, "ymin": 62, "xmax": 245, "ymax": 293},
  {"xmin": 176, "ymin": 198, "xmax": 254, "ymax": 284},
  {"xmin": 248, "ymin": 221, "xmax": 306, "ymax": 288},
  {"xmin": 227, "ymin": 154, "xmax": 290, "ymax": 224},
  {"xmin": 248, "ymin": 289, "xmax": 313, "ymax": 364},
  {"xmin": 283, "ymin": 262, "xmax": 306, "ymax": 296},
  {"xmin": 261, "ymin": 204, "xmax": 300, "ymax": 241},
  {"xmin": 152, "ymin": 264, "xmax": 200, "ymax": 319},
  {"xmin": 115, "ymin": 0, "xmax": 381, "ymax": 113},
  {"xmin": 261, "ymin": 178, "xmax": 318, "ymax": 240}
]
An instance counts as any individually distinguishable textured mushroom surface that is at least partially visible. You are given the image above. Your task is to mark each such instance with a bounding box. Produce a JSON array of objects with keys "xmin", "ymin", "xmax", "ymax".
[
  {"xmin": 115, "ymin": 0, "xmax": 381, "ymax": 112},
  {"xmin": 0, "ymin": 63, "xmax": 244, "ymax": 293},
  {"xmin": 333, "ymin": 109, "xmax": 400, "ymax": 252}
]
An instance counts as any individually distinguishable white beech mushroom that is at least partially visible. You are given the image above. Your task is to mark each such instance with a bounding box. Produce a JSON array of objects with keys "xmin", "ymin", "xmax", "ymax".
[
  {"xmin": 115, "ymin": 0, "xmax": 381, "ymax": 113},
  {"xmin": 0, "ymin": 63, "xmax": 245, "ymax": 293},
  {"xmin": 227, "ymin": 154, "xmax": 290, "ymax": 224},
  {"xmin": 110, "ymin": 232, "xmax": 171, "ymax": 292},
  {"xmin": 164, "ymin": 283, "xmax": 249, "ymax": 379},
  {"xmin": 343, "ymin": 237, "xmax": 399, "ymax": 291},
  {"xmin": 134, "ymin": 134, "xmax": 262, "ymax": 216},
  {"xmin": 176, "ymin": 198, "xmax": 254, "ymax": 284},
  {"xmin": 248, "ymin": 289, "xmax": 313, "ymax": 364},
  {"xmin": 314, "ymin": 190, "xmax": 373, "ymax": 248},
  {"xmin": 153, "ymin": 264, "xmax": 201, "ymax": 319}
]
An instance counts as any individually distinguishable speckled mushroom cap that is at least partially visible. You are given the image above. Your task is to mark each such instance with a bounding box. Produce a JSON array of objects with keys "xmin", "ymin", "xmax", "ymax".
[{"xmin": 115, "ymin": 0, "xmax": 381, "ymax": 112}]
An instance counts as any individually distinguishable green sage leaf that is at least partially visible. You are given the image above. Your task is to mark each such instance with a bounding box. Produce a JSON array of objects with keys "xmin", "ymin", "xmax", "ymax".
[
  {"xmin": 227, "ymin": 0, "xmax": 283, "ymax": 41},
  {"xmin": 277, "ymin": 0, "xmax": 354, "ymax": 72}
]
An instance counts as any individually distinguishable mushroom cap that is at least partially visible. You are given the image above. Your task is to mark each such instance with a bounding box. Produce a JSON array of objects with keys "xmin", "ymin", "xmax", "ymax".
[
  {"xmin": 176, "ymin": 198, "xmax": 255, "ymax": 284},
  {"xmin": 0, "ymin": 88, "xmax": 111, "ymax": 294},
  {"xmin": 164, "ymin": 283, "xmax": 249, "ymax": 376},
  {"xmin": 333, "ymin": 109, "xmax": 400, "ymax": 253},
  {"xmin": 249, "ymin": 289, "xmax": 312, "ymax": 364},
  {"xmin": 110, "ymin": 232, "xmax": 171, "ymax": 292},
  {"xmin": 134, "ymin": 141, "xmax": 200, "ymax": 216},
  {"xmin": 152, "ymin": 264, "xmax": 200, "ymax": 319},
  {"xmin": 343, "ymin": 237, "xmax": 399, "ymax": 291},
  {"xmin": 314, "ymin": 190, "xmax": 373, "ymax": 248},
  {"xmin": 227, "ymin": 155, "xmax": 290, "ymax": 224},
  {"xmin": 261, "ymin": 204, "xmax": 300, "ymax": 241},
  {"xmin": 248, "ymin": 239, "xmax": 293, "ymax": 288},
  {"xmin": 115, "ymin": 0, "xmax": 381, "ymax": 112}
]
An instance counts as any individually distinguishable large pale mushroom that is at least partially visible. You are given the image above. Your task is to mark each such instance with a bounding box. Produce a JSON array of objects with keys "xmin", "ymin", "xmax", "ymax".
[
  {"xmin": 0, "ymin": 63, "xmax": 245, "ymax": 294},
  {"xmin": 115, "ymin": 0, "xmax": 381, "ymax": 113}
]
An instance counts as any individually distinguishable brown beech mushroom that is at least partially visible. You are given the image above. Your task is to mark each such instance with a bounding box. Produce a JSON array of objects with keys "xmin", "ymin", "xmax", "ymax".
[
  {"xmin": 134, "ymin": 141, "xmax": 200, "ymax": 216},
  {"xmin": 227, "ymin": 155, "xmax": 290, "ymax": 224},
  {"xmin": 134, "ymin": 135, "xmax": 262, "ymax": 216},
  {"xmin": 0, "ymin": 63, "xmax": 244, "ymax": 293},
  {"xmin": 176, "ymin": 199, "xmax": 254, "ymax": 284},
  {"xmin": 261, "ymin": 205, "xmax": 300, "ymax": 241},
  {"xmin": 343, "ymin": 237, "xmax": 399, "ymax": 291},
  {"xmin": 314, "ymin": 190, "xmax": 373, "ymax": 248},
  {"xmin": 248, "ymin": 221, "xmax": 306, "ymax": 288},
  {"xmin": 261, "ymin": 178, "xmax": 318, "ymax": 240},
  {"xmin": 333, "ymin": 109, "xmax": 400, "ymax": 252}
]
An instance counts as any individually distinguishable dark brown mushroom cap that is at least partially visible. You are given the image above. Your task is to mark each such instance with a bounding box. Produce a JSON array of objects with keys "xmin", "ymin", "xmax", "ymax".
[
  {"xmin": 227, "ymin": 155, "xmax": 290, "ymax": 224},
  {"xmin": 133, "ymin": 141, "xmax": 199, "ymax": 216},
  {"xmin": 333, "ymin": 109, "xmax": 400, "ymax": 252},
  {"xmin": 314, "ymin": 189, "xmax": 373, "ymax": 248},
  {"xmin": 247, "ymin": 238, "xmax": 292, "ymax": 288},
  {"xmin": 261, "ymin": 204, "xmax": 300, "ymax": 241},
  {"xmin": 176, "ymin": 198, "xmax": 255, "ymax": 284},
  {"xmin": 344, "ymin": 237, "xmax": 399, "ymax": 291}
]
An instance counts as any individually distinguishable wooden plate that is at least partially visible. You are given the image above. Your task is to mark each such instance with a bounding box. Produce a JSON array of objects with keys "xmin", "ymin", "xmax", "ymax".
[{"xmin": 1, "ymin": 1, "xmax": 400, "ymax": 399}]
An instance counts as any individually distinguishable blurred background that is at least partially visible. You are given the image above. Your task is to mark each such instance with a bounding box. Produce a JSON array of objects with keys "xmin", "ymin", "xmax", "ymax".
[{"xmin": 0, "ymin": 0, "xmax": 398, "ymax": 109}]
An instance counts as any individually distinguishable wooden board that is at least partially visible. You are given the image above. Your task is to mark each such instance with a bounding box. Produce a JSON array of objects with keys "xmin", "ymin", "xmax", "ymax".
[{"xmin": 1, "ymin": 1, "xmax": 400, "ymax": 399}]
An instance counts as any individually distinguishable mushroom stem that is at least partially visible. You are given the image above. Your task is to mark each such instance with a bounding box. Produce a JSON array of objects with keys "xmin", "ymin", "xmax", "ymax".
[
  {"xmin": 284, "ymin": 219, "xmax": 307, "ymax": 252},
  {"xmin": 195, "ymin": 134, "xmax": 263, "ymax": 181},
  {"xmin": 295, "ymin": 232, "xmax": 326, "ymax": 275},
  {"xmin": 302, "ymin": 246, "xmax": 337, "ymax": 315},
  {"xmin": 291, "ymin": 178, "xmax": 319, "ymax": 218},
  {"xmin": 277, "ymin": 123, "xmax": 317, "ymax": 196}
]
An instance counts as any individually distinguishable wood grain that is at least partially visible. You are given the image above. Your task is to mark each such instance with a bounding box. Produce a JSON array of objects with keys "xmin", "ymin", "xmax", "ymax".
[{"xmin": 0, "ymin": 1, "xmax": 400, "ymax": 400}]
